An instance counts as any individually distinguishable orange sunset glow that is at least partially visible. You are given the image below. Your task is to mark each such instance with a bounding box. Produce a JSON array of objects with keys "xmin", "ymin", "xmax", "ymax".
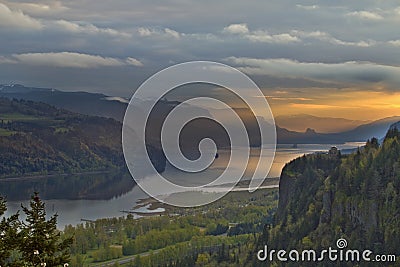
[{"xmin": 267, "ymin": 88, "xmax": 400, "ymax": 121}]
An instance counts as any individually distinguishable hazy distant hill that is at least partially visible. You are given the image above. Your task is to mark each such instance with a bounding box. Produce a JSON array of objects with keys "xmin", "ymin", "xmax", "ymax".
[
  {"xmin": 330, "ymin": 116, "xmax": 400, "ymax": 142},
  {"xmin": 277, "ymin": 127, "xmax": 334, "ymax": 144},
  {"xmin": 1, "ymin": 84, "xmax": 399, "ymax": 145},
  {"xmin": 277, "ymin": 117, "xmax": 400, "ymax": 144},
  {"xmin": 275, "ymin": 114, "xmax": 368, "ymax": 133},
  {"xmin": 0, "ymin": 84, "xmax": 127, "ymax": 121}
]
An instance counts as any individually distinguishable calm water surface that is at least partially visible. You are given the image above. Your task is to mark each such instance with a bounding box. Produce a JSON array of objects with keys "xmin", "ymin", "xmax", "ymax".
[{"xmin": 4, "ymin": 143, "xmax": 363, "ymax": 228}]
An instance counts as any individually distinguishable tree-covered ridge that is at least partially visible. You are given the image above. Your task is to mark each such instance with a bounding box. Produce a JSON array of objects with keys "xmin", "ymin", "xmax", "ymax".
[
  {"xmin": 0, "ymin": 97, "xmax": 126, "ymax": 178},
  {"xmin": 260, "ymin": 126, "xmax": 400, "ymax": 265}
]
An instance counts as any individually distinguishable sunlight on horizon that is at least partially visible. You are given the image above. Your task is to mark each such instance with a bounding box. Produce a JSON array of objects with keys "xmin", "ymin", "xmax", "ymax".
[{"xmin": 267, "ymin": 88, "xmax": 400, "ymax": 121}]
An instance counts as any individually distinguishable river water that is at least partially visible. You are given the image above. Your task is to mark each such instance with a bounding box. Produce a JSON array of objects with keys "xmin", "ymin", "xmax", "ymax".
[{"xmin": 3, "ymin": 142, "xmax": 363, "ymax": 229}]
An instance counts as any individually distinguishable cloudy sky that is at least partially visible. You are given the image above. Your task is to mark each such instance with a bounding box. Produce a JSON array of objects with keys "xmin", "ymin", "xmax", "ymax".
[{"xmin": 1, "ymin": 0, "xmax": 400, "ymax": 120}]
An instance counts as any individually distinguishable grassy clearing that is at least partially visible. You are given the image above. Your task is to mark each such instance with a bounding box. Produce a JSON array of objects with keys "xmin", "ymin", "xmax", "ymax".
[
  {"xmin": 0, "ymin": 113, "xmax": 42, "ymax": 121},
  {"xmin": 54, "ymin": 127, "xmax": 70, "ymax": 134},
  {"xmin": 0, "ymin": 113, "xmax": 65, "ymax": 128},
  {"xmin": 0, "ymin": 128, "xmax": 16, "ymax": 136}
]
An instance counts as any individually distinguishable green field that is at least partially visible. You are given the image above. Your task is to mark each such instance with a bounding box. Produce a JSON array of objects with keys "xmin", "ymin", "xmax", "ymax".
[
  {"xmin": 0, "ymin": 128, "xmax": 16, "ymax": 136},
  {"xmin": 0, "ymin": 113, "xmax": 43, "ymax": 121},
  {"xmin": 0, "ymin": 113, "xmax": 67, "ymax": 136}
]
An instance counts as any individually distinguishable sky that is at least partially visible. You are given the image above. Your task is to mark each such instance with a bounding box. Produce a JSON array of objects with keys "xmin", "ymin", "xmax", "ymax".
[{"xmin": 0, "ymin": 0, "xmax": 400, "ymax": 120}]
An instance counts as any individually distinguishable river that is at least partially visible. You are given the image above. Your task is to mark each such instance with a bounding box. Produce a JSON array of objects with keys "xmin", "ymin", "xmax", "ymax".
[{"xmin": 3, "ymin": 142, "xmax": 363, "ymax": 229}]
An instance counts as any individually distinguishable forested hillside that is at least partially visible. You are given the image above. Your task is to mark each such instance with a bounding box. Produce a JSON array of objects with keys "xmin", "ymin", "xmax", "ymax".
[
  {"xmin": 0, "ymin": 98, "xmax": 165, "ymax": 178},
  {"xmin": 258, "ymin": 125, "xmax": 400, "ymax": 265}
]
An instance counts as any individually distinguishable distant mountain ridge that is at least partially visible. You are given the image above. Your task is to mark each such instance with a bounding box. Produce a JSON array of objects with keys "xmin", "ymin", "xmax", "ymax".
[
  {"xmin": 275, "ymin": 114, "xmax": 368, "ymax": 133},
  {"xmin": 0, "ymin": 84, "xmax": 127, "ymax": 121},
  {"xmin": 330, "ymin": 116, "xmax": 400, "ymax": 142},
  {"xmin": 1, "ymin": 84, "xmax": 399, "ymax": 144}
]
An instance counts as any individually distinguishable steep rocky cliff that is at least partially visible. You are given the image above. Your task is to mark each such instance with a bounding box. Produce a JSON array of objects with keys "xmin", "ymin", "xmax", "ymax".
[{"xmin": 261, "ymin": 125, "xmax": 400, "ymax": 263}]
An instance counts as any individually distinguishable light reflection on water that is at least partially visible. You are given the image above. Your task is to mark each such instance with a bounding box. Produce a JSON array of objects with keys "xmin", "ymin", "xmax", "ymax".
[{"xmin": 4, "ymin": 142, "xmax": 363, "ymax": 229}]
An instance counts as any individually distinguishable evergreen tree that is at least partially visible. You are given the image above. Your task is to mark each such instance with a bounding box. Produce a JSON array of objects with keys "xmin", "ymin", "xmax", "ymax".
[
  {"xmin": 0, "ymin": 196, "xmax": 21, "ymax": 266},
  {"xmin": 19, "ymin": 193, "xmax": 73, "ymax": 266}
]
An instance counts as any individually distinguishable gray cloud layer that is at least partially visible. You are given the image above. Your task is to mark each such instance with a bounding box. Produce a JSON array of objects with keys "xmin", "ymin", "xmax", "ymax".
[
  {"xmin": 4, "ymin": 52, "xmax": 143, "ymax": 68},
  {"xmin": 1, "ymin": 0, "xmax": 400, "ymax": 95}
]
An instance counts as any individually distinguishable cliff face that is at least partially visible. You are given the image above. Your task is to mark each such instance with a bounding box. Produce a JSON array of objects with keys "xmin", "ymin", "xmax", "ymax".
[
  {"xmin": 276, "ymin": 152, "xmax": 341, "ymax": 222},
  {"xmin": 265, "ymin": 129, "xmax": 400, "ymax": 257}
]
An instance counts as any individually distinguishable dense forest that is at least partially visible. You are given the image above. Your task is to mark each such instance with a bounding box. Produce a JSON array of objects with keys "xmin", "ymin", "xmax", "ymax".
[
  {"xmin": 258, "ymin": 126, "xmax": 400, "ymax": 266},
  {"xmin": 0, "ymin": 98, "xmax": 165, "ymax": 179},
  {"xmin": 62, "ymin": 189, "xmax": 278, "ymax": 266}
]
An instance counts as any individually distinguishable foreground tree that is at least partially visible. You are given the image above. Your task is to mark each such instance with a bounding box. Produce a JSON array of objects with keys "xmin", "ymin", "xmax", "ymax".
[
  {"xmin": 0, "ymin": 197, "xmax": 21, "ymax": 266},
  {"xmin": 19, "ymin": 193, "xmax": 73, "ymax": 266},
  {"xmin": 0, "ymin": 193, "xmax": 72, "ymax": 266}
]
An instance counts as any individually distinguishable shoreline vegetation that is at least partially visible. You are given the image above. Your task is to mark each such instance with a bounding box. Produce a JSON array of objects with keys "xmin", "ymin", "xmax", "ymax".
[
  {"xmin": 0, "ymin": 187, "xmax": 278, "ymax": 266},
  {"xmin": 127, "ymin": 177, "xmax": 280, "ymax": 216},
  {"xmin": 63, "ymin": 187, "xmax": 279, "ymax": 266},
  {"xmin": 2, "ymin": 129, "xmax": 400, "ymax": 265},
  {"xmin": 0, "ymin": 170, "xmax": 113, "ymax": 182}
]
